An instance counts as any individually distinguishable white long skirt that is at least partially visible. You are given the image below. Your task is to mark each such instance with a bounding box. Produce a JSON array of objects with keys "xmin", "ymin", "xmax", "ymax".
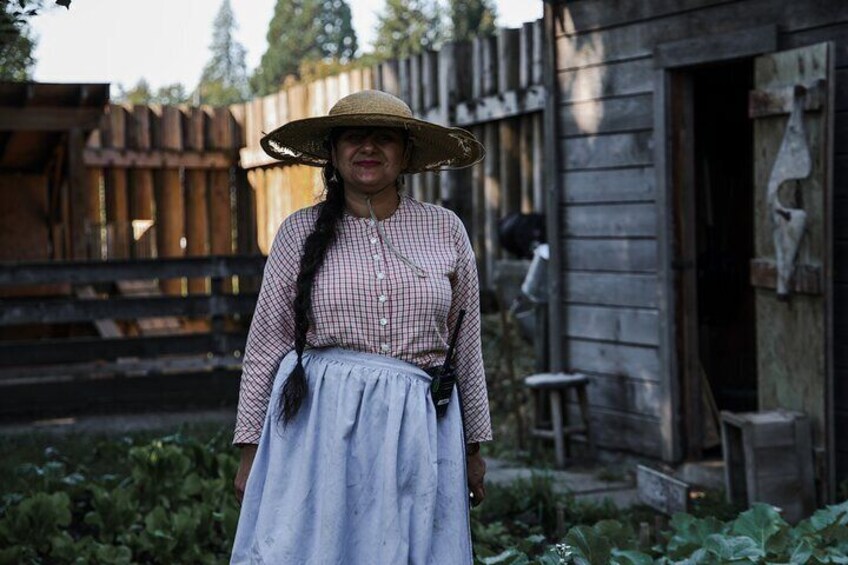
[{"xmin": 231, "ymin": 348, "xmax": 473, "ymax": 564}]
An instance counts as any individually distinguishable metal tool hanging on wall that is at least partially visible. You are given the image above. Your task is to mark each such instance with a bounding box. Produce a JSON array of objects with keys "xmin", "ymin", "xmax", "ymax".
[{"xmin": 766, "ymin": 84, "xmax": 813, "ymax": 298}]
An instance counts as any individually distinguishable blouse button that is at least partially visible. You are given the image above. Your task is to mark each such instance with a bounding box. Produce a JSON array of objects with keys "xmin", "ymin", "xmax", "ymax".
[
  {"xmin": 378, "ymin": 294, "xmax": 387, "ymax": 303},
  {"xmin": 368, "ymin": 219, "xmax": 376, "ymax": 227},
  {"xmin": 381, "ymin": 343, "xmax": 390, "ymax": 352},
  {"xmin": 370, "ymin": 237, "xmax": 378, "ymax": 244},
  {"xmin": 379, "ymin": 318, "xmax": 388, "ymax": 326},
  {"xmin": 373, "ymin": 253, "xmax": 381, "ymax": 261},
  {"xmin": 376, "ymin": 272, "xmax": 385, "ymax": 280}
]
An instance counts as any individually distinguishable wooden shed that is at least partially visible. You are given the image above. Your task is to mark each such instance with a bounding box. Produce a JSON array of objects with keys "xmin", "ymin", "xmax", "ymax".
[
  {"xmin": 0, "ymin": 82, "xmax": 109, "ymax": 262},
  {"xmin": 540, "ymin": 0, "xmax": 846, "ymax": 498}
]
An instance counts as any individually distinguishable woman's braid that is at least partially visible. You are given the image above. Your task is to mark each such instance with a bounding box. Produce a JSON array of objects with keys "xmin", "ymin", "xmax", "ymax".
[{"xmin": 278, "ymin": 164, "xmax": 346, "ymax": 424}]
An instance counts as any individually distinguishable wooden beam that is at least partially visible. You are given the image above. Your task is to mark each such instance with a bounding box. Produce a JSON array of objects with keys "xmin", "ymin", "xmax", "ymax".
[
  {"xmin": 0, "ymin": 255, "xmax": 265, "ymax": 286},
  {"xmin": 455, "ymin": 86, "xmax": 546, "ymax": 127},
  {"xmin": 749, "ymin": 79, "xmax": 827, "ymax": 118},
  {"xmin": 83, "ymin": 147, "xmax": 235, "ymax": 169},
  {"xmin": 653, "ymin": 24, "xmax": 777, "ymax": 69},
  {"xmin": 0, "ymin": 333, "xmax": 247, "ymax": 367},
  {"xmin": 0, "ymin": 294, "xmax": 259, "ymax": 326},
  {"xmin": 0, "ymin": 107, "xmax": 104, "ymax": 131},
  {"xmin": 750, "ymin": 259, "xmax": 823, "ymax": 295}
]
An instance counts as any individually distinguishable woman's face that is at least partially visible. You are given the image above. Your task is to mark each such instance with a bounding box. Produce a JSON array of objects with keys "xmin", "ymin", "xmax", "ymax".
[{"xmin": 331, "ymin": 127, "xmax": 408, "ymax": 196}]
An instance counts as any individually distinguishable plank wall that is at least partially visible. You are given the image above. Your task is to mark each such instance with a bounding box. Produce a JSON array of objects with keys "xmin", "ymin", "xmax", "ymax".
[{"xmin": 550, "ymin": 0, "xmax": 848, "ymax": 470}]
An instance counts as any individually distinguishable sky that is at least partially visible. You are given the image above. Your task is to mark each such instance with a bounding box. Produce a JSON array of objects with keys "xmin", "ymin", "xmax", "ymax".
[{"xmin": 30, "ymin": 1, "xmax": 543, "ymax": 93}]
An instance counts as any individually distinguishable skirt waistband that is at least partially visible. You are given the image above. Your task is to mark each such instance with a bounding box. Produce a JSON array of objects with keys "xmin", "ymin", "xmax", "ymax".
[{"xmin": 301, "ymin": 347, "xmax": 432, "ymax": 382}]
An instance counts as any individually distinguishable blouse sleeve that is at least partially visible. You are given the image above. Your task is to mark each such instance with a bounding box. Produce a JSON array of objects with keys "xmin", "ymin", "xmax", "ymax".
[
  {"xmin": 233, "ymin": 215, "xmax": 303, "ymax": 445},
  {"xmin": 448, "ymin": 214, "xmax": 493, "ymax": 444}
]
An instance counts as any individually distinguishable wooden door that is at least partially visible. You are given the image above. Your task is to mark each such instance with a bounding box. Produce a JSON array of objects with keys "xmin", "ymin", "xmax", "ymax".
[{"xmin": 750, "ymin": 43, "xmax": 834, "ymax": 498}]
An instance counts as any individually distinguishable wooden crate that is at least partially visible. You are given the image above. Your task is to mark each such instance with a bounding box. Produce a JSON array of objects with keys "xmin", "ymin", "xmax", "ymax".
[{"xmin": 720, "ymin": 410, "xmax": 815, "ymax": 523}]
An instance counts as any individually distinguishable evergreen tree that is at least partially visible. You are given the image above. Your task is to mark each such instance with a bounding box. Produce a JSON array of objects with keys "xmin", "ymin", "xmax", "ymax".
[
  {"xmin": 374, "ymin": 0, "xmax": 442, "ymax": 60},
  {"xmin": 252, "ymin": 0, "xmax": 358, "ymax": 95},
  {"xmin": 0, "ymin": 0, "xmax": 38, "ymax": 80},
  {"xmin": 196, "ymin": 0, "xmax": 249, "ymax": 106},
  {"xmin": 447, "ymin": 0, "xmax": 496, "ymax": 41}
]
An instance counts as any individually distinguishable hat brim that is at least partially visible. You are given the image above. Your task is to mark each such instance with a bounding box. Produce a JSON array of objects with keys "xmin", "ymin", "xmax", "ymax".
[{"xmin": 260, "ymin": 113, "xmax": 485, "ymax": 173}]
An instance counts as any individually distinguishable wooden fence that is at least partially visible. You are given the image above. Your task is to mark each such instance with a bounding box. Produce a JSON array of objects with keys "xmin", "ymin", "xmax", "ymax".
[
  {"xmin": 0, "ymin": 256, "xmax": 263, "ymax": 419},
  {"xmin": 82, "ymin": 104, "xmax": 254, "ymax": 294},
  {"xmin": 235, "ymin": 20, "xmax": 546, "ymax": 287}
]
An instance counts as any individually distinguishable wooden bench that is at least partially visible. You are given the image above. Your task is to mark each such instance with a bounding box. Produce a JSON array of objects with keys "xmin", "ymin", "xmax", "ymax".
[{"xmin": 525, "ymin": 372, "xmax": 594, "ymax": 467}]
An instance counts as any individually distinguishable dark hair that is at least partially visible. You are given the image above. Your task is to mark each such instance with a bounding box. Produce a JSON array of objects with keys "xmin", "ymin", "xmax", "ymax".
[{"xmin": 277, "ymin": 163, "xmax": 346, "ymax": 424}]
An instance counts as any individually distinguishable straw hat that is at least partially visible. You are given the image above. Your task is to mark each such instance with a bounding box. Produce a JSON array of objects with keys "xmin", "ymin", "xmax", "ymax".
[{"xmin": 260, "ymin": 90, "xmax": 484, "ymax": 173}]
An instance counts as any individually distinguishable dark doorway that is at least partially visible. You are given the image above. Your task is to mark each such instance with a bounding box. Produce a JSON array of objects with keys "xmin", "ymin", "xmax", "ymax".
[
  {"xmin": 692, "ymin": 61, "xmax": 757, "ymax": 415},
  {"xmin": 673, "ymin": 58, "xmax": 757, "ymax": 458}
]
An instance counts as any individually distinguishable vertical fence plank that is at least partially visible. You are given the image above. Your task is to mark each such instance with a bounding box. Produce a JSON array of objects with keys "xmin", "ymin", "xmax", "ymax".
[
  {"xmin": 362, "ymin": 67, "xmax": 373, "ymax": 91},
  {"xmin": 105, "ymin": 105, "xmax": 130, "ymax": 259},
  {"xmin": 382, "ymin": 60, "xmax": 401, "ymax": 97},
  {"xmin": 484, "ymin": 123, "xmax": 501, "ymax": 288},
  {"xmin": 520, "ymin": 22, "xmax": 536, "ymax": 212},
  {"xmin": 410, "ymin": 54, "xmax": 423, "ymax": 116},
  {"xmin": 532, "ymin": 19, "xmax": 545, "ymax": 213},
  {"xmin": 498, "ymin": 29, "xmax": 522, "ymax": 219},
  {"xmin": 422, "ymin": 50, "xmax": 439, "ymax": 119},
  {"xmin": 186, "ymin": 106, "xmax": 209, "ymax": 294},
  {"xmin": 210, "ymin": 107, "xmax": 235, "ymax": 292},
  {"xmin": 130, "ymin": 105, "xmax": 155, "ymax": 257},
  {"xmin": 440, "ymin": 40, "xmax": 473, "ymax": 226},
  {"xmin": 68, "ymin": 127, "xmax": 87, "ymax": 260},
  {"xmin": 399, "ymin": 57, "xmax": 412, "ymax": 106},
  {"xmin": 371, "ymin": 64, "xmax": 383, "ymax": 91},
  {"xmin": 156, "ymin": 105, "xmax": 186, "ymax": 295}
]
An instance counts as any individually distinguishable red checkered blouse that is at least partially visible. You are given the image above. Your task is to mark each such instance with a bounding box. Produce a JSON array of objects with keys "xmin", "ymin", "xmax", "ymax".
[{"xmin": 234, "ymin": 195, "xmax": 493, "ymax": 445}]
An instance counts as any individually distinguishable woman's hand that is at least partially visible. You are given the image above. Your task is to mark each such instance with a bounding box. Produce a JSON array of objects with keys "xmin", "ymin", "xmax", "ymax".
[
  {"xmin": 466, "ymin": 444, "xmax": 486, "ymax": 507},
  {"xmin": 234, "ymin": 444, "xmax": 258, "ymax": 504}
]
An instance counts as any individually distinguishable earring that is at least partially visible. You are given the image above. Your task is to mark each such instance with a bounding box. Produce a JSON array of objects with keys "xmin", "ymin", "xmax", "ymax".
[{"xmin": 331, "ymin": 169, "xmax": 340, "ymax": 184}]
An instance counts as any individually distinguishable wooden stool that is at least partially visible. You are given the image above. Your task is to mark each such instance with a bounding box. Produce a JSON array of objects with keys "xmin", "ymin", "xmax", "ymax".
[{"xmin": 524, "ymin": 372, "xmax": 593, "ymax": 467}]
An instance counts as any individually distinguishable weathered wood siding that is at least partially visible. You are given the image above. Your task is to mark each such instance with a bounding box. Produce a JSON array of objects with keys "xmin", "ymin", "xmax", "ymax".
[{"xmin": 550, "ymin": 0, "xmax": 848, "ymax": 470}]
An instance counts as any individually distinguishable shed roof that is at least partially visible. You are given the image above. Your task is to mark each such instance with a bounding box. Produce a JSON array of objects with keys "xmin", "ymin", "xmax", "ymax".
[{"xmin": 0, "ymin": 82, "xmax": 109, "ymax": 172}]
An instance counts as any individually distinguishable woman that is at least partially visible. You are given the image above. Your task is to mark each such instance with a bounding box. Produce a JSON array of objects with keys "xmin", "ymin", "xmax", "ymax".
[{"xmin": 231, "ymin": 90, "xmax": 492, "ymax": 564}]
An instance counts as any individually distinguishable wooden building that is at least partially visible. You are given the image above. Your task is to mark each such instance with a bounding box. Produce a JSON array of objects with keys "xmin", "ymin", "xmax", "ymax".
[{"xmin": 540, "ymin": 0, "xmax": 846, "ymax": 497}]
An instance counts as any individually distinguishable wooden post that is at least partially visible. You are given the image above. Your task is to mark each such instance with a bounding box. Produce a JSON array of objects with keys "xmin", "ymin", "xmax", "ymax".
[
  {"xmin": 68, "ymin": 128, "xmax": 87, "ymax": 260},
  {"xmin": 156, "ymin": 105, "xmax": 185, "ymax": 295},
  {"xmin": 105, "ymin": 105, "xmax": 130, "ymax": 258},
  {"xmin": 186, "ymin": 106, "xmax": 209, "ymax": 294},
  {"xmin": 130, "ymin": 105, "xmax": 155, "ymax": 257}
]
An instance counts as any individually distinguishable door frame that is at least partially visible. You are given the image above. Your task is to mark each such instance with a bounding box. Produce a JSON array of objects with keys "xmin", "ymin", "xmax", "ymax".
[{"xmin": 653, "ymin": 25, "xmax": 778, "ymax": 463}]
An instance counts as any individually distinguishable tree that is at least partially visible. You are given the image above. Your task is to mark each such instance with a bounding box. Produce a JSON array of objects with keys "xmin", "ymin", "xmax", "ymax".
[
  {"xmin": 154, "ymin": 83, "xmax": 189, "ymax": 105},
  {"xmin": 115, "ymin": 79, "xmax": 153, "ymax": 105},
  {"xmin": 447, "ymin": 0, "xmax": 496, "ymax": 41},
  {"xmin": 1, "ymin": 0, "xmax": 38, "ymax": 80},
  {"xmin": 251, "ymin": 0, "xmax": 358, "ymax": 95},
  {"xmin": 115, "ymin": 79, "xmax": 189, "ymax": 106},
  {"xmin": 195, "ymin": 0, "xmax": 249, "ymax": 106},
  {"xmin": 374, "ymin": 0, "xmax": 442, "ymax": 60}
]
